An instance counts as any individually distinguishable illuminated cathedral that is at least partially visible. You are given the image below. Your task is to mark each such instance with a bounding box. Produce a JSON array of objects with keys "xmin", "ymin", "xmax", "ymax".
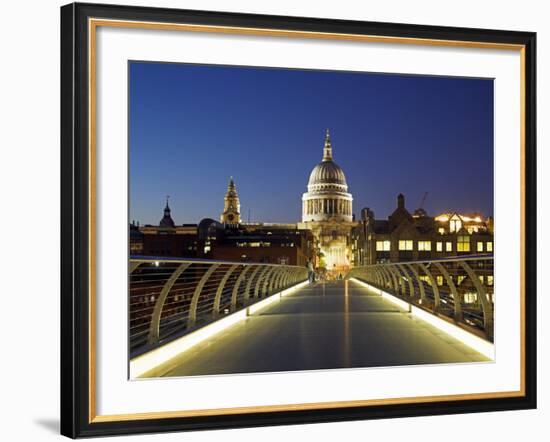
[{"xmin": 299, "ymin": 129, "xmax": 356, "ymax": 274}]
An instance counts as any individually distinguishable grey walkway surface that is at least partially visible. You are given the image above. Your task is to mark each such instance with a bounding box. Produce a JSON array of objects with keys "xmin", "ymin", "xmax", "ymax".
[{"xmin": 154, "ymin": 280, "xmax": 490, "ymax": 377}]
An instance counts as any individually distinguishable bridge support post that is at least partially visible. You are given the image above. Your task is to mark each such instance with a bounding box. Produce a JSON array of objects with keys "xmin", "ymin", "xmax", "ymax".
[
  {"xmin": 418, "ymin": 263, "xmax": 441, "ymax": 313},
  {"xmin": 147, "ymin": 262, "xmax": 191, "ymax": 345},
  {"xmin": 406, "ymin": 263, "xmax": 427, "ymax": 303},
  {"xmin": 212, "ymin": 264, "xmax": 239, "ymax": 317},
  {"xmin": 187, "ymin": 264, "xmax": 221, "ymax": 330},
  {"xmin": 244, "ymin": 265, "xmax": 262, "ymax": 304},
  {"xmin": 460, "ymin": 261, "xmax": 493, "ymax": 339},
  {"xmin": 230, "ymin": 265, "xmax": 250, "ymax": 312},
  {"xmin": 433, "ymin": 262, "xmax": 462, "ymax": 321}
]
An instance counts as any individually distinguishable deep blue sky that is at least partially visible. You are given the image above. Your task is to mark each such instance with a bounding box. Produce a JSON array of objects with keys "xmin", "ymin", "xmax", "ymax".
[{"xmin": 129, "ymin": 62, "xmax": 493, "ymax": 225}]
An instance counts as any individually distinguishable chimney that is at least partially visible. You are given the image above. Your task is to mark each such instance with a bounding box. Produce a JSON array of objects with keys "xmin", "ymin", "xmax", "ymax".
[{"xmin": 397, "ymin": 193, "xmax": 405, "ymax": 209}]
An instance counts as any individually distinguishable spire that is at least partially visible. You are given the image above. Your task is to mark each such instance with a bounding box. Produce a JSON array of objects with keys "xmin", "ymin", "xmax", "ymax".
[
  {"xmin": 322, "ymin": 128, "xmax": 333, "ymax": 161},
  {"xmin": 221, "ymin": 176, "xmax": 241, "ymax": 225},
  {"xmin": 159, "ymin": 195, "xmax": 175, "ymax": 228}
]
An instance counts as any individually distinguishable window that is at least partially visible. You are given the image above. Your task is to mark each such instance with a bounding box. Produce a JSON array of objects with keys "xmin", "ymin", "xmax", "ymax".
[
  {"xmin": 419, "ymin": 275, "xmax": 430, "ymax": 284},
  {"xmin": 450, "ymin": 218, "xmax": 462, "ymax": 233},
  {"xmin": 436, "ymin": 275, "xmax": 443, "ymax": 286},
  {"xmin": 487, "ymin": 275, "xmax": 494, "ymax": 286},
  {"xmin": 418, "ymin": 240, "xmax": 431, "ymax": 251},
  {"xmin": 487, "ymin": 241, "xmax": 493, "ymax": 252},
  {"xmin": 398, "ymin": 240, "xmax": 413, "ymax": 251},
  {"xmin": 457, "ymin": 275, "xmax": 466, "ymax": 284},
  {"xmin": 479, "ymin": 275, "xmax": 484, "ymax": 284},
  {"xmin": 446, "ymin": 241, "xmax": 453, "ymax": 252},
  {"xmin": 457, "ymin": 235, "xmax": 470, "ymax": 252},
  {"xmin": 438, "ymin": 227, "xmax": 445, "ymax": 235},
  {"xmin": 436, "ymin": 242, "xmax": 443, "ymax": 252},
  {"xmin": 376, "ymin": 240, "xmax": 390, "ymax": 251},
  {"xmin": 477, "ymin": 242, "xmax": 484, "ymax": 252},
  {"xmin": 464, "ymin": 292, "xmax": 477, "ymax": 303}
]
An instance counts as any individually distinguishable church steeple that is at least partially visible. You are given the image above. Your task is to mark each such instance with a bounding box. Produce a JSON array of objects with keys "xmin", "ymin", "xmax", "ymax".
[
  {"xmin": 159, "ymin": 195, "xmax": 175, "ymax": 228},
  {"xmin": 220, "ymin": 177, "xmax": 241, "ymax": 225},
  {"xmin": 322, "ymin": 128, "xmax": 333, "ymax": 161}
]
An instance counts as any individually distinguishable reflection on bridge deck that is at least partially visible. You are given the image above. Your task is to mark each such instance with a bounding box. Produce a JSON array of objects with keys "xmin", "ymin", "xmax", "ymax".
[{"xmin": 149, "ymin": 279, "xmax": 489, "ymax": 377}]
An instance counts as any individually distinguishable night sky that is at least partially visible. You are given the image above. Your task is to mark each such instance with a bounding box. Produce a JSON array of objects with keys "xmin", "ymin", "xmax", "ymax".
[{"xmin": 129, "ymin": 62, "xmax": 493, "ymax": 225}]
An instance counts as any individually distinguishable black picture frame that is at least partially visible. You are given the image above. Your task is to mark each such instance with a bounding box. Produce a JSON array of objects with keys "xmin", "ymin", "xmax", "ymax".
[{"xmin": 61, "ymin": 2, "xmax": 537, "ymax": 438}]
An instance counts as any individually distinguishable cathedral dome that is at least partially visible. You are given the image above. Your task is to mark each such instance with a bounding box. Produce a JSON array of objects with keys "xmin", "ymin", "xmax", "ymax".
[
  {"xmin": 302, "ymin": 130, "xmax": 353, "ymax": 224},
  {"xmin": 308, "ymin": 160, "xmax": 347, "ymax": 187}
]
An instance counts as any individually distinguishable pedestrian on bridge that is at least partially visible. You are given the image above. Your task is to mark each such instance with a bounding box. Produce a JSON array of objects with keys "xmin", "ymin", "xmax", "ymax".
[{"xmin": 306, "ymin": 259, "xmax": 315, "ymax": 284}]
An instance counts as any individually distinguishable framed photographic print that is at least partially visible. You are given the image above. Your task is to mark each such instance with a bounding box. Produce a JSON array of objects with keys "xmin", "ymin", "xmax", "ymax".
[{"xmin": 60, "ymin": 2, "xmax": 537, "ymax": 438}]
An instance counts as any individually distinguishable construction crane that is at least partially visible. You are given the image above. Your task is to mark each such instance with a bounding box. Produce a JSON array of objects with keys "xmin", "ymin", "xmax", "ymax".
[
  {"xmin": 413, "ymin": 192, "xmax": 429, "ymax": 218},
  {"xmin": 418, "ymin": 192, "xmax": 429, "ymax": 210}
]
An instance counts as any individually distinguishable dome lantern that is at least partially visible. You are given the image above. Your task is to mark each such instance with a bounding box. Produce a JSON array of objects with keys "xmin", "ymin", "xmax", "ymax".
[{"xmin": 322, "ymin": 128, "xmax": 333, "ymax": 161}]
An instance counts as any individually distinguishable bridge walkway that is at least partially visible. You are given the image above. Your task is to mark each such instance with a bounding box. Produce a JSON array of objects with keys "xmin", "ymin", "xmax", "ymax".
[{"xmin": 154, "ymin": 279, "xmax": 489, "ymax": 377}]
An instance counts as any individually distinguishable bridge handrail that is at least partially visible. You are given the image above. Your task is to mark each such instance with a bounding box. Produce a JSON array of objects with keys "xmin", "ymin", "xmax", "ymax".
[
  {"xmin": 352, "ymin": 254, "xmax": 493, "ymax": 267},
  {"xmin": 129, "ymin": 258, "xmax": 308, "ymax": 356},
  {"xmin": 130, "ymin": 255, "xmax": 307, "ymax": 268},
  {"xmin": 348, "ymin": 255, "xmax": 494, "ymax": 340}
]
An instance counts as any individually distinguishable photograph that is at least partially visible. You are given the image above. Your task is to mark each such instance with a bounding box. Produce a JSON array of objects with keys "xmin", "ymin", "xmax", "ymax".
[
  {"xmin": 128, "ymin": 61, "xmax": 496, "ymax": 379},
  {"xmin": 56, "ymin": 2, "xmax": 537, "ymax": 437}
]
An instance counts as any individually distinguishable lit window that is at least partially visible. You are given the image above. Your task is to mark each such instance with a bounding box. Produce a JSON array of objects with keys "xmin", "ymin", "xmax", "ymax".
[
  {"xmin": 464, "ymin": 292, "xmax": 477, "ymax": 303},
  {"xmin": 376, "ymin": 240, "xmax": 390, "ymax": 251},
  {"xmin": 419, "ymin": 275, "xmax": 430, "ymax": 284},
  {"xmin": 457, "ymin": 275, "xmax": 466, "ymax": 284},
  {"xmin": 487, "ymin": 242, "xmax": 493, "ymax": 252},
  {"xmin": 457, "ymin": 235, "xmax": 471, "ymax": 252},
  {"xmin": 418, "ymin": 241, "xmax": 431, "ymax": 251},
  {"xmin": 487, "ymin": 275, "xmax": 494, "ymax": 286},
  {"xmin": 446, "ymin": 242, "xmax": 453, "ymax": 252},
  {"xmin": 477, "ymin": 242, "xmax": 484, "ymax": 252},
  {"xmin": 436, "ymin": 242, "xmax": 443, "ymax": 252},
  {"xmin": 438, "ymin": 227, "xmax": 445, "ymax": 235},
  {"xmin": 450, "ymin": 218, "xmax": 462, "ymax": 233},
  {"xmin": 436, "ymin": 275, "xmax": 443, "ymax": 286},
  {"xmin": 398, "ymin": 240, "xmax": 413, "ymax": 251},
  {"xmin": 479, "ymin": 275, "xmax": 484, "ymax": 284}
]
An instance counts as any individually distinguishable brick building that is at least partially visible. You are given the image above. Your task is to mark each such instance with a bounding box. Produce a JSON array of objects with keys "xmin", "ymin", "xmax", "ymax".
[{"xmin": 351, "ymin": 194, "xmax": 493, "ymax": 266}]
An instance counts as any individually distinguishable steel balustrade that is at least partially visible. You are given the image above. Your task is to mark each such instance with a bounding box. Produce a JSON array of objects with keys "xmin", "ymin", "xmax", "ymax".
[
  {"xmin": 347, "ymin": 255, "xmax": 494, "ymax": 340},
  {"xmin": 129, "ymin": 257, "xmax": 308, "ymax": 355}
]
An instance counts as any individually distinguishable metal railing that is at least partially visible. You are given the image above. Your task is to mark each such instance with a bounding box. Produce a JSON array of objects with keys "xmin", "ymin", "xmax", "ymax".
[
  {"xmin": 129, "ymin": 257, "xmax": 308, "ymax": 356},
  {"xmin": 347, "ymin": 255, "xmax": 494, "ymax": 340}
]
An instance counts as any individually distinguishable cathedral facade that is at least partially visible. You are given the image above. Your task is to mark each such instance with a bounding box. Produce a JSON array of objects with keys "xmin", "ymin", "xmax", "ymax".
[{"xmin": 299, "ymin": 130, "xmax": 357, "ymax": 275}]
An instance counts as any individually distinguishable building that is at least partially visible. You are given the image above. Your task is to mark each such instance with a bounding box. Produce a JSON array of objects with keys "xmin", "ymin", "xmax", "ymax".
[
  {"xmin": 131, "ymin": 198, "xmax": 199, "ymax": 257},
  {"xmin": 220, "ymin": 177, "xmax": 241, "ymax": 226},
  {"xmin": 208, "ymin": 223, "xmax": 314, "ymax": 266},
  {"xmin": 351, "ymin": 194, "xmax": 493, "ymax": 266},
  {"xmin": 298, "ymin": 130, "xmax": 357, "ymax": 275},
  {"xmin": 131, "ymin": 192, "xmax": 314, "ymax": 266},
  {"xmin": 130, "ymin": 131, "xmax": 493, "ymax": 278}
]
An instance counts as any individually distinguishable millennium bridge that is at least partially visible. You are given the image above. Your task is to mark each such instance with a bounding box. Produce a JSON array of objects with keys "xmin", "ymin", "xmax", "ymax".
[{"xmin": 129, "ymin": 256, "xmax": 494, "ymax": 378}]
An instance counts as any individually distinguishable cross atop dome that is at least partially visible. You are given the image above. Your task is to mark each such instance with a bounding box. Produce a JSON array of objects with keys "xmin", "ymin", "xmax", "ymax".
[{"xmin": 323, "ymin": 128, "xmax": 333, "ymax": 161}]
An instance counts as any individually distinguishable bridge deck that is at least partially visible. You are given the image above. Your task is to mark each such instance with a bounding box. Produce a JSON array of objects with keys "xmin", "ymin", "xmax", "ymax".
[{"xmin": 154, "ymin": 280, "xmax": 489, "ymax": 377}]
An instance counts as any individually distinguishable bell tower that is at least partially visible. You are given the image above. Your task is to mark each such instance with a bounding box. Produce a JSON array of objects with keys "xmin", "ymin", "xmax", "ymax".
[{"xmin": 220, "ymin": 177, "xmax": 241, "ymax": 226}]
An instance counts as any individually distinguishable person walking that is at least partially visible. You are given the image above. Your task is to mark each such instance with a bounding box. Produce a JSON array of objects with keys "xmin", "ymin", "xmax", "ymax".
[{"xmin": 306, "ymin": 259, "xmax": 315, "ymax": 284}]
